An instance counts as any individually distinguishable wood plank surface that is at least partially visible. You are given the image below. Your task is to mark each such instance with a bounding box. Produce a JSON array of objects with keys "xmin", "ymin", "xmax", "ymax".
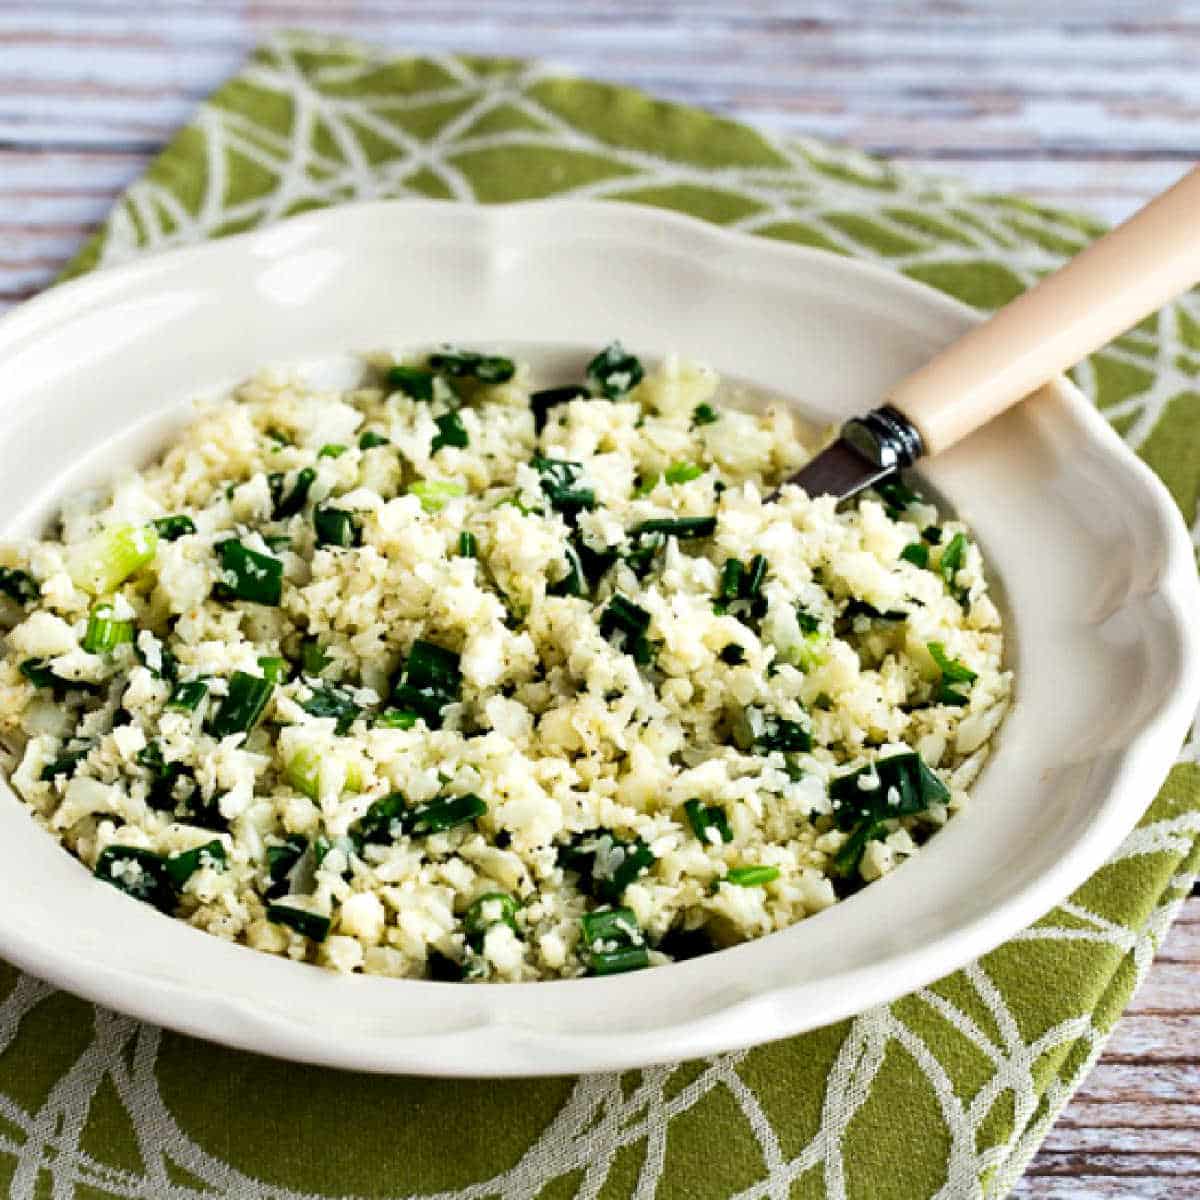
[{"xmin": 0, "ymin": 3, "xmax": 1197, "ymax": 1196}]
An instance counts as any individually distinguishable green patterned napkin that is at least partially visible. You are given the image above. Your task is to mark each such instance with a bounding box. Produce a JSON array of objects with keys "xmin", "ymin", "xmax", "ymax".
[{"xmin": 8, "ymin": 30, "xmax": 1193, "ymax": 1199}]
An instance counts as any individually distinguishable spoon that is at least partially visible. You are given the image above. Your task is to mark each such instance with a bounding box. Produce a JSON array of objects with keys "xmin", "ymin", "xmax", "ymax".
[{"xmin": 790, "ymin": 165, "xmax": 1200, "ymax": 500}]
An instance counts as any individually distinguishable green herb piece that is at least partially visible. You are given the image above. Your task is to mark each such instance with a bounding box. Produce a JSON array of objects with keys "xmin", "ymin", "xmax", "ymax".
[
  {"xmin": 725, "ymin": 865, "xmax": 780, "ymax": 887},
  {"xmin": 796, "ymin": 609, "xmax": 821, "ymax": 635},
  {"xmin": 875, "ymin": 475, "xmax": 922, "ymax": 517},
  {"xmin": 714, "ymin": 558, "xmax": 744, "ymax": 615},
  {"xmin": 257, "ymin": 656, "xmax": 288, "ymax": 684},
  {"xmin": 265, "ymin": 833, "xmax": 308, "ymax": 899},
  {"xmin": 719, "ymin": 643, "xmax": 746, "ymax": 665},
  {"xmin": 268, "ymin": 467, "xmax": 316, "ymax": 520},
  {"xmin": 214, "ymin": 539, "xmax": 282, "ymax": 606},
  {"xmin": 632, "ymin": 516, "xmax": 716, "ymax": 540},
  {"xmin": 530, "ymin": 384, "xmax": 587, "ymax": 433},
  {"xmin": 464, "ymin": 892, "xmax": 519, "ymax": 944},
  {"xmin": 757, "ymin": 716, "xmax": 812, "ymax": 753},
  {"xmin": 133, "ymin": 638, "xmax": 176, "ymax": 683},
  {"xmin": 375, "ymin": 708, "xmax": 419, "ymax": 729},
  {"xmin": 586, "ymin": 342, "xmax": 644, "ymax": 399},
  {"xmin": 313, "ymin": 504, "xmax": 361, "ymax": 549},
  {"xmin": 301, "ymin": 683, "xmax": 360, "ymax": 735},
  {"xmin": 68, "ymin": 522, "xmax": 158, "ymax": 594},
  {"xmin": 82, "ymin": 601, "xmax": 134, "ymax": 653},
  {"xmin": 923, "ymin": 525, "xmax": 942, "ymax": 544},
  {"xmin": 829, "ymin": 752, "xmax": 949, "ymax": 876},
  {"xmin": 900, "ymin": 542, "xmax": 929, "ymax": 568},
  {"xmin": 136, "ymin": 740, "xmax": 196, "ymax": 811},
  {"xmin": 833, "ymin": 819, "xmax": 888, "ymax": 878},
  {"xmin": 152, "ymin": 515, "xmax": 196, "ymax": 541},
  {"xmin": 843, "ymin": 598, "xmax": 907, "ymax": 623},
  {"xmin": 692, "ymin": 402, "xmax": 719, "ymax": 427},
  {"xmin": 358, "ymin": 431, "xmax": 390, "ymax": 449},
  {"xmin": 266, "ymin": 427, "xmax": 291, "ymax": 447},
  {"xmin": 457, "ymin": 530, "xmax": 478, "ymax": 558},
  {"xmin": 267, "ymin": 902, "xmax": 330, "ymax": 942},
  {"xmin": 560, "ymin": 832, "xmax": 655, "ymax": 902},
  {"xmin": 431, "ymin": 412, "xmax": 469, "ymax": 456},
  {"xmin": 20, "ymin": 658, "xmax": 100, "ymax": 697},
  {"xmin": 391, "ymin": 639, "xmax": 462, "ymax": 729},
  {"xmin": 664, "ymin": 461, "xmax": 703, "ymax": 485},
  {"xmin": 387, "ymin": 364, "xmax": 436, "ymax": 400},
  {"xmin": 354, "ymin": 793, "xmax": 408, "ymax": 846},
  {"xmin": 318, "ymin": 443, "xmax": 348, "ymax": 459},
  {"xmin": 409, "ymin": 480, "xmax": 466, "ymax": 513},
  {"xmin": 39, "ymin": 744, "xmax": 92, "ymax": 782},
  {"xmin": 428, "ymin": 348, "xmax": 515, "ymax": 384},
  {"xmin": 94, "ymin": 845, "xmax": 176, "ymax": 911},
  {"xmin": 164, "ymin": 839, "xmax": 226, "ymax": 887},
  {"xmin": 167, "ymin": 679, "xmax": 208, "ymax": 712},
  {"xmin": 532, "ymin": 456, "xmax": 595, "ymax": 520},
  {"xmin": 404, "ymin": 793, "xmax": 487, "ymax": 836},
  {"xmin": 0, "ymin": 566, "xmax": 38, "ymax": 605},
  {"xmin": 579, "ymin": 906, "xmax": 649, "ymax": 975},
  {"xmin": 939, "ymin": 532, "xmax": 969, "ymax": 604},
  {"xmin": 300, "ymin": 638, "xmax": 327, "ymax": 676},
  {"xmin": 927, "ymin": 640, "xmax": 977, "ymax": 707},
  {"xmin": 684, "ymin": 799, "xmax": 733, "ymax": 845},
  {"xmin": 208, "ymin": 671, "xmax": 274, "ymax": 737},
  {"xmin": 262, "ymin": 535, "xmax": 291, "ymax": 553},
  {"xmin": 599, "ymin": 594, "xmax": 654, "ymax": 664}
]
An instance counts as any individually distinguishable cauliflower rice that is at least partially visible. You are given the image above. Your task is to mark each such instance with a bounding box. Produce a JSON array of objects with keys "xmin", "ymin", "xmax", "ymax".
[{"xmin": 0, "ymin": 344, "xmax": 1011, "ymax": 981}]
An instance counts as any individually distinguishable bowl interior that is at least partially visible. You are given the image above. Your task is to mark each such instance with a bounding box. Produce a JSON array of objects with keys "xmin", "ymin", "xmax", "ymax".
[{"xmin": 0, "ymin": 200, "xmax": 1191, "ymax": 1076}]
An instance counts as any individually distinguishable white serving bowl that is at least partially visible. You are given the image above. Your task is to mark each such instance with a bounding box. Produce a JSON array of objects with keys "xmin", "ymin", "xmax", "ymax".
[{"xmin": 0, "ymin": 200, "xmax": 1195, "ymax": 1078}]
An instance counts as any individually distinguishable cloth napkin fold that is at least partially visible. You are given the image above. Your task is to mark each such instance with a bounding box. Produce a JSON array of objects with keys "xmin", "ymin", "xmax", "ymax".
[{"xmin": 7, "ymin": 30, "xmax": 1193, "ymax": 1200}]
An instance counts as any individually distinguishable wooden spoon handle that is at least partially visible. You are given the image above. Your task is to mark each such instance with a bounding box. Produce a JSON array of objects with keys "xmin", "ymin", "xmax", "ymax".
[{"xmin": 888, "ymin": 164, "xmax": 1200, "ymax": 456}]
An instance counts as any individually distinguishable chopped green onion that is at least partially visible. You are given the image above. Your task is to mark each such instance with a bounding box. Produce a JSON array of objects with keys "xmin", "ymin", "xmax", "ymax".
[
  {"xmin": 409, "ymin": 480, "xmax": 466, "ymax": 513},
  {"xmin": 94, "ymin": 846, "xmax": 176, "ymax": 911},
  {"xmin": 725, "ymin": 865, "xmax": 780, "ymax": 887},
  {"xmin": 267, "ymin": 902, "xmax": 330, "ymax": 942},
  {"xmin": 684, "ymin": 799, "xmax": 733, "ymax": 845},
  {"xmin": 318, "ymin": 443, "xmax": 348, "ymax": 459},
  {"xmin": 358, "ymin": 431, "xmax": 390, "ymax": 449},
  {"xmin": 40, "ymin": 744, "xmax": 91, "ymax": 782},
  {"xmin": 532, "ymin": 456, "xmax": 595, "ymax": 520},
  {"xmin": 843, "ymin": 598, "xmax": 907, "ymax": 623},
  {"xmin": 428, "ymin": 348, "xmax": 515, "ymax": 383},
  {"xmin": 263, "ymin": 535, "xmax": 291, "ymax": 553},
  {"xmin": 632, "ymin": 516, "xmax": 716, "ymax": 540},
  {"xmin": 756, "ymin": 716, "xmax": 812, "ymax": 753},
  {"xmin": 832, "ymin": 819, "xmax": 888, "ymax": 878},
  {"xmin": 284, "ymin": 746, "xmax": 322, "ymax": 799},
  {"xmin": 939, "ymin": 532, "xmax": 969, "ymax": 604},
  {"xmin": 464, "ymin": 892, "xmax": 519, "ymax": 944},
  {"xmin": 900, "ymin": 543, "xmax": 929, "ymax": 568},
  {"xmin": 300, "ymin": 638, "xmax": 327, "ymax": 675},
  {"xmin": 266, "ymin": 427, "xmax": 291, "ymax": 447},
  {"xmin": 830, "ymin": 751, "xmax": 949, "ymax": 855},
  {"xmin": 0, "ymin": 566, "xmax": 38, "ymax": 605},
  {"xmin": 313, "ymin": 505, "xmax": 360, "ymax": 549},
  {"xmin": 692, "ymin": 402, "xmax": 719, "ymax": 427},
  {"xmin": 167, "ymin": 679, "xmax": 208, "ymax": 712},
  {"xmin": 164, "ymin": 839, "xmax": 226, "ymax": 888},
  {"xmin": 457, "ymin": 530, "xmax": 478, "ymax": 558},
  {"xmin": 431, "ymin": 411, "xmax": 469, "ymax": 455},
  {"xmin": 375, "ymin": 708, "xmax": 419, "ymax": 729},
  {"xmin": 81, "ymin": 602, "xmax": 134, "ymax": 653},
  {"xmin": 214, "ymin": 539, "xmax": 282, "ymax": 606},
  {"xmin": 20, "ymin": 658, "xmax": 100, "ymax": 696},
  {"xmin": 719, "ymin": 643, "xmax": 745, "ymax": 665},
  {"xmin": 257, "ymin": 656, "xmax": 288, "ymax": 684},
  {"xmin": 269, "ymin": 467, "xmax": 316, "ymax": 519},
  {"xmin": 387, "ymin": 364, "xmax": 436, "ymax": 400},
  {"xmin": 265, "ymin": 834, "xmax": 308, "ymax": 899},
  {"xmin": 354, "ymin": 793, "xmax": 408, "ymax": 845},
  {"xmin": 579, "ymin": 906, "xmax": 648, "ymax": 975},
  {"xmin": 301, "ymin": 683, "xmax": 360, "ymax": 735},
  {"xmin": 664, "ymin": 461, "xmax": 703, "ymax": 485},
  {"xmin": 548, "ymin": 538, "xmax": 585, "ymax": 597},
  {"xmin": 530, "ymin": 384, "xmax": 587, "ymax": 433},
  {"xmin": 68, "ymin": 522, "xmax": 158, "ymax": 595},
  {"xmin": 560, "ymin": 832, "xmax": 655, "ymax": 902},
  {"xmin": 586, "ymin": 342, "xmax": 644, "ymax": 399},
  {"xmin": 152, "ymin": 515, "xmax": 196, "ymax": 541},
  {"xmin": 391, "ymin": 639, "xmax": 461, "ymax": 729},
  {"xmin": 927, "ymin": 641, "xmax": 977, "ymax": 706},
  {"xmin": 598, "ymin": 594, "xmax": 654, "ymax": 664},
  {"xmin": 136, "ymin": 740, "xmax": 195, "ymax": 811},
  {"xmin": 404, "ymin": 793, "xmax": 487, "ymax": 836},
  {"xmin": 208, "ymin": 671, "xmax": 274, "ymax": 737},
  {"xmin": 796, "ymin": 609, "xmax": 821, "ymax": 635},
  {"xmin": 875, "ymin": 475, "xmax": 921, "ymax": 516}
]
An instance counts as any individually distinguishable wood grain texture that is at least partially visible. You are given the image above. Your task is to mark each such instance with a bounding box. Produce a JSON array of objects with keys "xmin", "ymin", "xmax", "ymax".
[{"xmin": 0, "ymin": 3, "xmax": 1196, "ymax": 1196}]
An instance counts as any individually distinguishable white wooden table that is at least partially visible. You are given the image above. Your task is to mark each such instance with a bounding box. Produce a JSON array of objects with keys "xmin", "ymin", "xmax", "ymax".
[{"xmin": 0, "ymin": 2, "xmax": 1196, "ymax": 1195}]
